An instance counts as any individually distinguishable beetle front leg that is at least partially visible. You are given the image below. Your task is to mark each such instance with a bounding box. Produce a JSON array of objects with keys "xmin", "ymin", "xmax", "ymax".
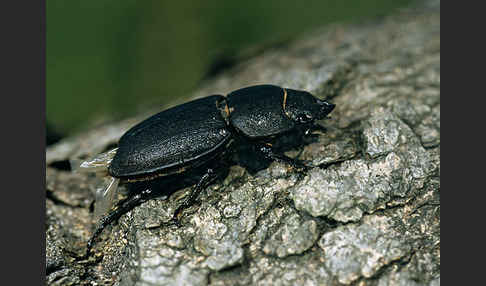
[
  {"xmin": 305, "ymin": 122, "xmax": 327, "ymax": 135},
  {"xmin": 257, "ymin": 143, "xmax": 313, "ymax": 171}
]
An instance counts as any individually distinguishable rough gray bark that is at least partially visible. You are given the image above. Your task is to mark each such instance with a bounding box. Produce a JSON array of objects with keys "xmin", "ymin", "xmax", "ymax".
[{"xmin": 46, "ymin": 1, "xmax": 440, "ymax": 285}]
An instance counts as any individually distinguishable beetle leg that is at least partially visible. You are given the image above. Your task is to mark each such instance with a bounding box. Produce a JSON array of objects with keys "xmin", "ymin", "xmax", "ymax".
[
  {"xmin": 173, "ymin": 168, "xmax": 217, "ymax": 222},
  {"xmin": 304, "ymin": 122, "xmax": 328, "ymax": 135},
  {"xmin": 311, "ymin": 123, "xmax": 328, "ymax": 133},
  {"xmin": 86, "ymin": 188, "xmax": 154, "ymax": 255},
  {"xmin": 257, "ymin": 143, "xmax": 313, "ymax": 171}
]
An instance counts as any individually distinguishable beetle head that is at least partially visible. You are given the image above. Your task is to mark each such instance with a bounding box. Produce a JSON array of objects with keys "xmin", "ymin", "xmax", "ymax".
[{"xmin": 284, "ymin": 88, "xmax": 335, "ymax": 124}]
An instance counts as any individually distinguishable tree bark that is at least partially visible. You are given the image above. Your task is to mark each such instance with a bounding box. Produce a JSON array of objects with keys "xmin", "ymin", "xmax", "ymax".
[{"xmin": 46, "ymin": 1, "xmax": 440, "ymax": 285}]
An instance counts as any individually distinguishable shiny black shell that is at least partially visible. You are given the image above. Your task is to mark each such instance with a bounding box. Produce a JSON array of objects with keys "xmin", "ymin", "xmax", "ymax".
[
  {"xmin": 227, "ymin": 85, "xmax": 296, "ymax": 138},
  {"xmin": 108, "ymin": 84, "xmax": 335, "ymax": 181},
  {"xmin": 108, "ymin": 95, "xmax": 231, "ymax": 178}
]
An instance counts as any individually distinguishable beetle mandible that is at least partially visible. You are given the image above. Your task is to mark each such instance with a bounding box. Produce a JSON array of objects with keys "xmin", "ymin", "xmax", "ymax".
[{"xmin": 79, "ymin": 84, "xmax": 335, "ymax": 255}]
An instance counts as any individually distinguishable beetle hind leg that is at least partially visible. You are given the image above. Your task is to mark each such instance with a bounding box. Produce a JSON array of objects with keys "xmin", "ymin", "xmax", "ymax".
[{"xmin": 86, "ymin": 188, "xmax": 154, "ymax": 256}]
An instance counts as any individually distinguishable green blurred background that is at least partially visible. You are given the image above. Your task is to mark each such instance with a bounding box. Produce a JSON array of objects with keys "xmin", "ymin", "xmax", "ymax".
[{"xmin": 47, "ymin": 0, "xmax": 413, "ymax": 140}]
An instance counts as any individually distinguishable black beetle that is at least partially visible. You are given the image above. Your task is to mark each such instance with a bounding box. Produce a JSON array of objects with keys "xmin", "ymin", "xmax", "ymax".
[{"xmin": 79, "ymin": 84, "xmax": 335, "ymax": 254}]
